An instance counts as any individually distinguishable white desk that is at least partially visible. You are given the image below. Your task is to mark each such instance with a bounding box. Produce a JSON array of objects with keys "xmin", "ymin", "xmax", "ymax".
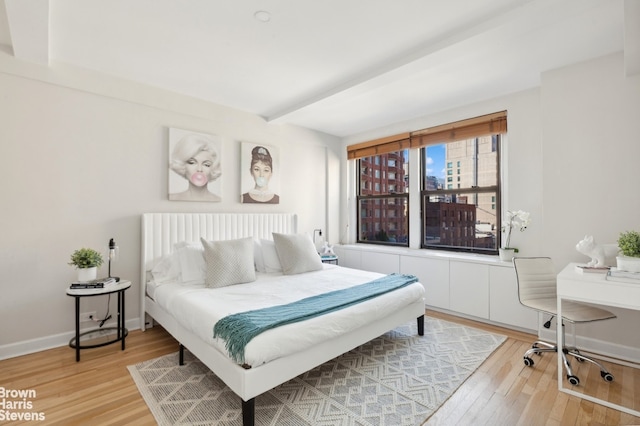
[{"xmin": 557, "ymin": 263, "xmax": 640, "ymax": 417}]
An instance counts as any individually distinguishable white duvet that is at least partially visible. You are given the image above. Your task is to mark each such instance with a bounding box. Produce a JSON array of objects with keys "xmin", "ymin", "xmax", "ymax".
[{"xmin": 152, "ymin": 264, "xmax": 425, "ymax": 366}]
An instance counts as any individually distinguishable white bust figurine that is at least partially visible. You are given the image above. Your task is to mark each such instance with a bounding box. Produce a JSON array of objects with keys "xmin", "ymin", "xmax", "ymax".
[{"xmin": 321, "ymin": 241, "xmax": 335, "ymax": 255}]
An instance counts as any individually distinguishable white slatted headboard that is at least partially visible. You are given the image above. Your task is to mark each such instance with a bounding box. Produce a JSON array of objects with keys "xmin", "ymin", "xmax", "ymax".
[{"xmin": 140, "ymin": 213, "xmax": 297, "ymax": 329}]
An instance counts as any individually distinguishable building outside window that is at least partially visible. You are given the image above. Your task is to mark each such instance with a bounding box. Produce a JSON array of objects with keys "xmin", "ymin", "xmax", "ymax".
[
  {"xmin": 357, "ymin": 150, "xmax": 409, "ymax": 245},
  {"xmin": 421, "ymin": 134, "xmax": 500, "ymax": 253},
  {"xmin": 348, "ymin": 111, "xmax": 506, "ymax": 255}
]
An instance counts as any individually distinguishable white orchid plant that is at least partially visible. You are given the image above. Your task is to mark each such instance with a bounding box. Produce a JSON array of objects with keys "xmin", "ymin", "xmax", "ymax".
[{"xmin": 501, "ymin": 210, "xmax": 531, "ymax": 251}]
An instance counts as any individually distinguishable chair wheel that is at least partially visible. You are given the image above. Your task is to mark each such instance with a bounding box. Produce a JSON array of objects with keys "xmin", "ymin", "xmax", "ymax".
[
  {"xmin": 567, "ymin": 375, "xmax": 580, "ymax": 386},
  {"xmin": 523, "ymin": 357, "xmax": 534, "ymax": 367},
  {"xmin": 601, "ymin": 372, "xmax": 614, "ymax": 382}
]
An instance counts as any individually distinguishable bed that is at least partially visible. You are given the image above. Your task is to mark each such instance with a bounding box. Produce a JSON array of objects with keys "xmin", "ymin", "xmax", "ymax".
[{"xmin": 140, "ymin": 213, "xmax": 426, "ymax": 425}]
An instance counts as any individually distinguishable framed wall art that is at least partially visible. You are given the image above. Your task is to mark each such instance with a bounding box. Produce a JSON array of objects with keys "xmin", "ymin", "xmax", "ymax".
[
  {"xmin": 240, "ymin": 142, "xmax": 280, "ymax": 204},
  {"xmin": 168, "ymin": 128, "xmax": 222, "ymax": 202}
]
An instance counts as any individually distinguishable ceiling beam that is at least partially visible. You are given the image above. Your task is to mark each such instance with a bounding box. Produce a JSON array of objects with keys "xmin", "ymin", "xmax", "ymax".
[
  {"xmin": 265, "ymin": 0, "xmax": 606, "ymax": 125},
  {"xmin": 4, "ymin": 0, "xmax": 49, "ymax": 65},
  {"xmin": 264, "ymin": 1, "xmax": 523, "ymax": 125},
  {"xmin": 625, "ymin": 0, "xmax": 640, "ymax": 76}
]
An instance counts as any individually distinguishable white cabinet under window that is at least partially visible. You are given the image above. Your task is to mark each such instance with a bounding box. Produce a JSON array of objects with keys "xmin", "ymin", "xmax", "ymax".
[
  {"xmin": 489, "ymin": 265, "xmax": 538, "ymax": 329},
  {"xmin": 333, "ymin": 244, "xmax": 537, "ymax": 333},
  {"xmin": 400, "ymin": 255, "xmax": 449, "ymax": 310},
  {"xmin": 360, "ymin": 251, "xmax": 399, "ymax": 275},
  {"xmin": 450, "ymin": 261, "xmax": 489, "ymax": 319}
]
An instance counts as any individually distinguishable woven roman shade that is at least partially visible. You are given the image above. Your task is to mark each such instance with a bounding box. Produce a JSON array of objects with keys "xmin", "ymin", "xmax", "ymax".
[
  {"xmin": 410, "ymin": 111, "xmax": 507, "ymax": 147},
  {"xmin": 346, "ymin": 133, "xmax": 410, "ymax": 160},
  {"xmin": 347, "ymin": 111, "xmax": 506, "ymax": 159}
]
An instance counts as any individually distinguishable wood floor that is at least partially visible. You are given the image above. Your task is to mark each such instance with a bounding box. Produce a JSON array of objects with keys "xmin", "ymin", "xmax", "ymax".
[{"xmin": 1, "ymin": 311, "xmax": 638, "ymax": 425}]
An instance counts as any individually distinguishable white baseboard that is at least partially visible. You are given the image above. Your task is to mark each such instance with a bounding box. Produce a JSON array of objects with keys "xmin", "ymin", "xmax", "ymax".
[
  {"xmin": 0, "ymin": 317, "xmax": 140, "ymax": 361},
  {"xmin": 425, "ymin": 305, "xmax": 538, "ymax": 335}
]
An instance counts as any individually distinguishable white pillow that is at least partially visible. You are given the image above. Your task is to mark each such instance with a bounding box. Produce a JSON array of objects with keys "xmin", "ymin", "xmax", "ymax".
[
  {"xmin": 149, "ymin": 253, "xmax": 181, "ymax": 285},
  {"xmin": 200, "ymin": 237, "xmax": 256, "ymax": 288},
  {"xmin": 175, "ymin": 242, "xmax": 206, "ymax": 285},
  {"xmin": 254, "ymin": 239, "xmax": 266, "ymax": 273},
  {"xmin": 272, "ymin": 233, "xmax": 323, "ymax": 275},
  {"xmin": 260, "ymin": 239, "xmax": 282, "ymax": 273}
]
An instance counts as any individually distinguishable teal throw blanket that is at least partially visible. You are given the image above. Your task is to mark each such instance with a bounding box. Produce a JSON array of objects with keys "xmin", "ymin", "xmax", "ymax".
[{"xmin": 213, "ymin": 273, "xmax": 419, "ymax": 363}]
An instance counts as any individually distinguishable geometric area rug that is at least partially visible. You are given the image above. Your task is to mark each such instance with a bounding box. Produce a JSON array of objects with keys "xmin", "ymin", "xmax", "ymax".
[{"xmin": 128, "ymin": 317, "xmax": 506, "ymax": 426}]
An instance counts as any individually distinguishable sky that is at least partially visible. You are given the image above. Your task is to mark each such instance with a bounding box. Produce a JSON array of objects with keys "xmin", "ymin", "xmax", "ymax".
[{"xmin": 425, "ymin": 144, "xmax": 445, "ymax": 179}]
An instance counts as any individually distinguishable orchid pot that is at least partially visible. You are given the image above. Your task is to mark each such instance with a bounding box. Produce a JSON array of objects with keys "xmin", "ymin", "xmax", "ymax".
[{"xmin": 499, "ymin": 248, "xmax": 516, "ymax": 262}]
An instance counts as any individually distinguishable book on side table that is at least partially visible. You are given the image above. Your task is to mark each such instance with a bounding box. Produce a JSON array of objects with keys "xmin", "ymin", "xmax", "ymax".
[
  {"xmin": 605, "ymin": 267, "xmax": 640, "ymax": 283},
  {"xmin": 574, "ymin": 265, "xmax": 610, "ymax": 274},
  {"xmin": 70, "ymin": 277, "xmax": 117, "ymax": 289}
]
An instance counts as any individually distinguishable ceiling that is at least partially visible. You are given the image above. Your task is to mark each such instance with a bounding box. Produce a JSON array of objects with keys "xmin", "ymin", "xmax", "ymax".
[{"xmin": 1, "ymin": 0, "xmax": 637, "ymax": 138}]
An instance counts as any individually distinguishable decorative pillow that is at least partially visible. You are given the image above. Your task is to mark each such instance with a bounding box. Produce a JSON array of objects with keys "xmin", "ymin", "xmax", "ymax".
[
  {"xmin": 272, "ymin": 233, "xmax": 323, "ymax": 275},
  {"xmin": 254, "ymin": 239, "xmax": 266, "ymax": 273},
  {"xmin": 174, "ymin": 242, "xmax": 206, "ymax": 285},
  {"xmin": 150, "ymin": 253, "xmax": 181, "ymax": 285},
  {"xmin": 260, "ymin": 239, "xmax": 283, "ymax": 273},
  {"xmin": 200, "ymin": 237, "xmax": 256, "ymax": 288}
]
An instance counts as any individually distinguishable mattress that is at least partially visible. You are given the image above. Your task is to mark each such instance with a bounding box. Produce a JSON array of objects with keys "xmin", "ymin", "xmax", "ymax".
[
  {"xmin": 146, "ymin": 279, "xmax": 160, "ymax": 300},
  {"xmin": 151, "ymin": 264, "xmax": 425, "ymax": 366}
]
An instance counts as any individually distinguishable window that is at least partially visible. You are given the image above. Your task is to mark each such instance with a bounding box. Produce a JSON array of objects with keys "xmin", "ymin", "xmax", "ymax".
[
  {"xmin": 347, "ymin": 111, "xmax": 505, "ymax": 254},
  {"xmin": 415, "ymin": 111, "xmax": 505, "ymax": 254},
  {"xmin": 421, "ymin": 135, "xmax": 501, "ymax": 253},
  {"xmin": 356, "ymin": 150, "xmax": 409, "ymax": 246}
]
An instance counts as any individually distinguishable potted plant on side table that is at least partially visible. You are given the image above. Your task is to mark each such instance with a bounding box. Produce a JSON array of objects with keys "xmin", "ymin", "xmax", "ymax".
[
  {"xmin": 500, "ymin": 210, "xmax": 531, "ymax": 262},
  {"xmin": 616, "ymin": 230, "xmax": 640, "ymax": 272},
  {"xmin": 69, "ymin": 248, "xmax": 104, "ymax": 281}
]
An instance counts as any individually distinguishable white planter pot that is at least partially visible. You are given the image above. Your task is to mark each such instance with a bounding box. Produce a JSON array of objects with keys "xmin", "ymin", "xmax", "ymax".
[
  {"xmin": 77, "ymin": 266, "xmax": 97, "ymax": 282},
  {"xmin": 499, "ymin": 248, "xmax": 516, "ymax": 262},
  {"xmin": 616, "ymin": 256, "xmax": 640, "ymax": 273}
]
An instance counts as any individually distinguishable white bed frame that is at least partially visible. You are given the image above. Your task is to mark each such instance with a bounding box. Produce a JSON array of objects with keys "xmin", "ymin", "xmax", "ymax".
[{"xmin": 140, "ymin": 213, "xmax": 425, "ymax": 426}]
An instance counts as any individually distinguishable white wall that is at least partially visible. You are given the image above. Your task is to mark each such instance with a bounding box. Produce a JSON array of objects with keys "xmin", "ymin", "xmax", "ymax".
[
  {"xmin": 540, "ymin": 52, "xmax": 640, "ymax": 345},
  {"xmin": 341, "ymin": 51, "xmax": 640, "ymax": 348},
  {"xmin": 0, "ymin": 55, "xmax": 341, "ymax": 356},
  {"xmin": 541, "ymin": 52, "xmax": 640, "ymax": 267}
]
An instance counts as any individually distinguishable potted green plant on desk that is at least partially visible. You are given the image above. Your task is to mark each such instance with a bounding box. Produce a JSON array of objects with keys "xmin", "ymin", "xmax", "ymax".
[
  {"xmin": 69, "ymin": 248, "xmax": 104, "ymax": 281},
  {"xmin": 617, "ymin": 230, "xmax": 640, "ymax": 272}
]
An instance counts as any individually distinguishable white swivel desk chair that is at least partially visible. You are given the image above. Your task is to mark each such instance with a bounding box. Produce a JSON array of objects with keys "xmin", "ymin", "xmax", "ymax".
[{"xmin": 512, "ymin": 257, "xmax": 616, "ymax": 386}]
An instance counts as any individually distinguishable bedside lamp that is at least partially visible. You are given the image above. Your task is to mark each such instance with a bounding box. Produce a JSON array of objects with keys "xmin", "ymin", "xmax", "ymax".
[
  {"xmin": 108, "ymin": 238, "xmax": 120, "ymax": 282},
  {"xmin": 313, "ymin": 229, "xmax": 323, "ymax": 251}
]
